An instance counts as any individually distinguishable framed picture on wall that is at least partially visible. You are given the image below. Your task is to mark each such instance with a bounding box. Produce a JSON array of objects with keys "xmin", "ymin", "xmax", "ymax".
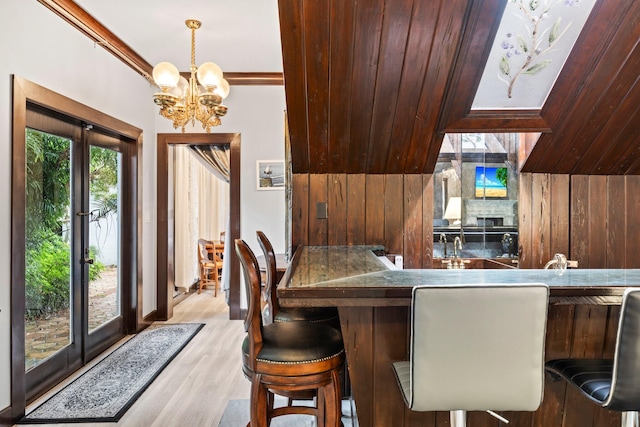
[{"xmin": 256, "ymin": 160, "xmax": 285, "ymax": 190}]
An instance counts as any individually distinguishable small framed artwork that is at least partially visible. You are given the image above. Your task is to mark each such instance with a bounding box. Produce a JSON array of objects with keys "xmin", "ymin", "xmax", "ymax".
[{"xmin": 256, "ymin": 160, "xmax": 285, "ymax": 190}]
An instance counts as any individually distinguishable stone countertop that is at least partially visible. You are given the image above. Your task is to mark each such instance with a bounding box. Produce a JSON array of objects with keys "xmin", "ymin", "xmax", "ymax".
[{"xmin": 279, "ymin": 246, "xmax": 640, "ymax": 306}]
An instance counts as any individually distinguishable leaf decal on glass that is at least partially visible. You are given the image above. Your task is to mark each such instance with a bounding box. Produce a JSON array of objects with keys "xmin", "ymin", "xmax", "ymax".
[
  {"xmin": 524, "ymin": 60, "xmax": 551, "ymax": 74},
  {"xmin": 500, "ymin": 56, "xmax": 511, "ymax": 76},
  {"xmin": 500, "ymin": 0, "xmax": 580, "ymax": 98},
  {"xmin": 549, "ymin": 18, "xmax": 561, "ymax": 46},
  {"xmin": 517, "ymin": 35, "xmax": 529, "ymax": 53}
]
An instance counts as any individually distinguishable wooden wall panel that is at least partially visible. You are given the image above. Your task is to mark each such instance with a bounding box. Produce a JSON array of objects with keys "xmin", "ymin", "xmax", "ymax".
[
  {"xmin": 303, "ymin": 0, "xmax": 330, "ymax": 173},
  {"xmin": 346, "ymin": 0, "xmax": 383, "ymax": 172},
  {"xmin": 327, "ymin": 0, "xmax": 355, "ymax": 173},
  {"xmin": 422, "ymin": 175, "xmax": 434, "ymax": 268},
  {"xmin": 550, "ymin": 174, "xmax": 570, "ymax": 257},
  {"xmin": 531, "ymin": 174, "xmax": 551, "ymax": 267},
  {"xmin": 293, "ymin": 173, "xmax": 434, "ymax": 262},
  {"xmin": 571, "ymin": 175, "xmax": 590, "ymax": 267},
  {"xmin": 519, "ymin": 174, "xmax": 640, "ymax": 270},
  {"xmin": 328, "ymin": 174, "xmax": 347, "ymax": 245},
  {"xmin": 566, "ymin": 175, "xmax": 640, "ymax": 269},
  {"xmin": 365, "ymin": 175, "xmax": 385, "ymax": 245},
  {"xmin": 518, "ymin": 173, "xmax": 569, "ymax": 269},
  {"xmin": 606, "ymin": 176, "xmax": 626, "ymax": 268},
  {"xmin": 384, "ymin": 175, "xmax": 404, "ymax": 255},
  {"xmin": 588, "ymin": 177, "xmax": 608, "ymax": 267},
  {"xmin": 291, "ymin": 174, "xmax": 309, "ymax": 247},
  {"xmin": 278, "ymin": 0, "xmax": 309, "ymax": 172},
  {"xmin": 346, "ymin": 174, "xmax": 366, "ymax": 244},
  {"xmin": 518, "ymin": 173, "xmax": 569, "ymax": 268},
  {"xmin": 403, "ymin": 175, "xmax": 423, "ymax": 268}
]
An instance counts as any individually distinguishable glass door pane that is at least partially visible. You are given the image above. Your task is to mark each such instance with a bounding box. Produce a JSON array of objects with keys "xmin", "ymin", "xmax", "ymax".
[
  {"xmin": 87, "ymin": 145, "xmax": 121, "ymax": 333},
  {"xmin": 24, "ymin": 129, "xmax": 73, "ymax": 371}
]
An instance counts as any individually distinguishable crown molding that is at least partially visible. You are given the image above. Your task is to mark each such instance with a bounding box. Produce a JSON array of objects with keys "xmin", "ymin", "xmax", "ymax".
[{"xmin": 38, "ymin": 0, "xmax": 284, "ymax": 86}]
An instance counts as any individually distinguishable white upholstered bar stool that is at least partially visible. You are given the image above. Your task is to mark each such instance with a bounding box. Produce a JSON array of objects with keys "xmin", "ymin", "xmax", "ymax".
[{"xmin": 392, "ymin": 283, "xmax": 549, "ymax": 426}]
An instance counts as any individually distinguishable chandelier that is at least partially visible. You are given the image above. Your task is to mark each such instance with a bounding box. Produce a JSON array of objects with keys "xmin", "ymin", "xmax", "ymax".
[{"xmin": 152, "ymin": 19, "xmax": 230, "ymax": 133}]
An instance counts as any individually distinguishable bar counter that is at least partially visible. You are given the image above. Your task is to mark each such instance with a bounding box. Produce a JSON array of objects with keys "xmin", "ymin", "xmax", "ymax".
[{"xmin": 278, "ymin": 245, "xmax": 632, "ymax": 427}]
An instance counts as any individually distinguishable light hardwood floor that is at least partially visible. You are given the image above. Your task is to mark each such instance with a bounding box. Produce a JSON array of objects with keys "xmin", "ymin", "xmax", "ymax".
[{"xmin": 19, "ymin": 288, "xmax": 251, "ymax": 427}]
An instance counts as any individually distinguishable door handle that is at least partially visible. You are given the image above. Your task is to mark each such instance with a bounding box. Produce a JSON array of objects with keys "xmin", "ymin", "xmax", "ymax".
[{"xmin": 83, "ymin": 248, "xmax": 94, "ymax": 264}]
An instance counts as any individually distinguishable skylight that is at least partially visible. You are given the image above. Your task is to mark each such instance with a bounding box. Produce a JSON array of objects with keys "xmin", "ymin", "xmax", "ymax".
[{"xmin": 472, "ymin": 0, "xmax": 597, "ymax": 110}]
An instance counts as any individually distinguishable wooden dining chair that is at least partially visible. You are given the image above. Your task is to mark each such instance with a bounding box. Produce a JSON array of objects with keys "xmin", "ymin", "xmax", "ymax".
[
  {"xmin": 235, "ymin": 238, "xmax": 345, "ymax": 427},
  {"xmin": 197, "ymin": 238, "xmax": 223, "ymax": 296}
]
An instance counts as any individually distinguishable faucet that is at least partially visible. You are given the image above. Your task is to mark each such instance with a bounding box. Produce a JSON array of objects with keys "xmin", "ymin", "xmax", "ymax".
[
  {"xmin": 501, "ymin": 233, "xmax": 513, "ymax": 257},
  {"xmin": 453, "ymin": 236, "xmax": 462, "ymax": 259},
  {"xmin": 439, "ymin": 233, "xmax": 447, "ymax": 258},
  {"xmin": 544, "ymin": 253, "xmax": 568, "ymax": 270}
]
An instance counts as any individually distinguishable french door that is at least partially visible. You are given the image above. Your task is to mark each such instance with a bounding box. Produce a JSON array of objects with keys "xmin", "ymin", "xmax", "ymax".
[{"xmin": 24, "ymin": 109, "xmax": 132, "ymax": 401}]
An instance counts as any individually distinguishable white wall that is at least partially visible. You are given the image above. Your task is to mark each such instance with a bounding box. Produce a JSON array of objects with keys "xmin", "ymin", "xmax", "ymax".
[
  {"xmin": 154, "ymin": 85, "xmax": 287, "ymax": 309},
  {"xmin": 0, "ymin": 0, "xmax": 286, "ymax": 412},
  {"xmin": 154, "ymin": 86, "xmax": 287, "ymax": 254}
]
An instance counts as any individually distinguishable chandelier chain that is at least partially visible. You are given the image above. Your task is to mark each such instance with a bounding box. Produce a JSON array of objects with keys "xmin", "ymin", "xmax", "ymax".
[{"xmin": 191, "ymin": 26, "xmax": 196, "ymax": 68}]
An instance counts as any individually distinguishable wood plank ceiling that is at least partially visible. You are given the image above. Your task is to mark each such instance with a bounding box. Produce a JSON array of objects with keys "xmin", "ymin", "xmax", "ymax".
[{"xmin": 278, "ymin": 0, "xmax": 640, "ymax": 175}]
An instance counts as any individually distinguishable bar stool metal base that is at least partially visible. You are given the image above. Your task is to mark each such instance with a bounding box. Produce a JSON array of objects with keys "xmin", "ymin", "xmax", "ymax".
[
  {"xmin": 449, "ymin": 409, "xmax": 511, "ymax": 426},
  {"xmin": 623, "ymin": 411, "xmax": 639, "ymax": 427},
  {"xmin": 450, "ymin": 410, "xmax": 466, "ymax": 427}
]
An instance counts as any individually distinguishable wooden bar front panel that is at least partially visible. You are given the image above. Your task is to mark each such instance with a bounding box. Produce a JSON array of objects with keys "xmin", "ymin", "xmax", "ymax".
[{"xmin": 339, "ymin": 304, "xmax": 621, "ymax": 427}]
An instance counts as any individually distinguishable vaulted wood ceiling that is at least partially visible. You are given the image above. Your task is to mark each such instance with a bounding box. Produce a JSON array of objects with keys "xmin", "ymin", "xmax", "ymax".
[{"xmin": 278, "ymin": 0, "xmax": 640, "ymax": 175}]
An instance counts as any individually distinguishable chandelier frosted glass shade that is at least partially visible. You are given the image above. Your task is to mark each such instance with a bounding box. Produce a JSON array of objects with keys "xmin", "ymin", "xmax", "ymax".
[
  {"xmin": 152, "ymin": 62, "xmax": 180, "ymax": 89},
  {"xmin": 196, "ymin": 62, "xmax": 223, "ymax": 88},
  {"xmin": 214, "ymin": 78, "xmax": 230, "ymax": 99},
  {"xmin": 152, "ymin": 19, "xmax": 229, "ymax": 133}
]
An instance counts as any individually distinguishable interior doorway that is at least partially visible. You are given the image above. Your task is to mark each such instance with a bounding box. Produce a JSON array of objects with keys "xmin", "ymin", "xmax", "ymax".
[
  {"xmin": 171, "ymin": 145, "xmax": 229, "ymax": 300},
  {"xmin": 156, "ymin": 133, "xmax": 241, "ymax": 320}
]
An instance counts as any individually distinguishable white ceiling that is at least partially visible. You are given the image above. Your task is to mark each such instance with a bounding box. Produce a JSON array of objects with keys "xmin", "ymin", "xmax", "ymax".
[{"xmin": 73, "ymin": 0, "xmax": 284, "ymax": 73}]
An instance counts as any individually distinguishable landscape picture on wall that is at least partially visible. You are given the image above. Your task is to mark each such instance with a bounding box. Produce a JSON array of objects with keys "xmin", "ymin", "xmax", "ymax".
[{"xmin": 475, "ymin": 166, "xmax": 507, "ymax": 198}]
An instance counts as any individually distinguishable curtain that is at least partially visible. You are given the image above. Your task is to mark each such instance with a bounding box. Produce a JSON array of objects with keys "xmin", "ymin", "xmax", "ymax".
[
  {"xmin": 173, "ymin": 145, "xmax": 230, "ymax": 293},
  {"xmin": 189, "ymin": 145, "xmax": 230, "ymax": 183},
  {"xmin": 189, "ymin": 145, "xmax": 231, "ymax": 299}
]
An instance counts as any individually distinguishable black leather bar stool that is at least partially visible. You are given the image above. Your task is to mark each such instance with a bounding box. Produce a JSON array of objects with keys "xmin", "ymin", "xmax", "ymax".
[
  {"xmin": 256, "ymin": 231, "xmax": 339, "ymax": 328},
  {"xmin": 392, "ymin": 283, "xmax": 549, "ymax": 426},
  {"xmin": 235, "ymin": 239, "xmax": 345, "ymax": 427},
  {"xmin": 546, "ymin": 287, "xmax": 640, "ymax": 427}
]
